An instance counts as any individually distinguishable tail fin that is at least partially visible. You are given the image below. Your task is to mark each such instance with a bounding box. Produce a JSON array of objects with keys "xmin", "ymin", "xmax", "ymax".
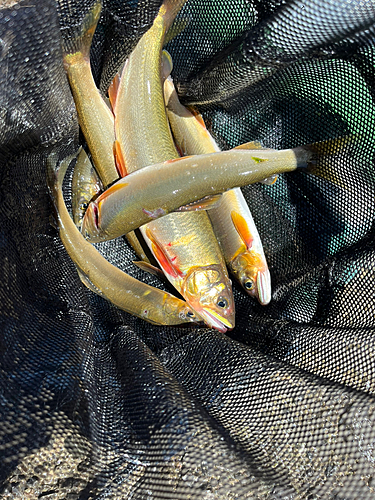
[
  {"xmin": 295, "ymin": 135, "xmax": 357, "ymax": 187},
  {"xmin": 62, "ymin": 1, "xmax": 102, "ymax": 59}
]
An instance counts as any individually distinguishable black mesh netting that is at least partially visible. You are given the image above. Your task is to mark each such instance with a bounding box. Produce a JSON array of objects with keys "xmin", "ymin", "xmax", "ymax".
[{"xmin": 1, "ymin": 0, "xmax": 375, "ymax": 498}]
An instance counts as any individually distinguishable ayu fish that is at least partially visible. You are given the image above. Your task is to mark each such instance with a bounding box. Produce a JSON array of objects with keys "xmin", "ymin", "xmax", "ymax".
[
  {"xmin": 47, "ymin": 151, "xmax": 198, "ymax": 326},
  {"xmin": 62, "ymin": 1, "xmax": 118, "ymax": 188},
  {"xmin": 111, "ymin": 0, "xmax": 235, "ymax": 332},
  {"xmin": 164, "ymin": 74, "xmax": 271, "ymax": 305},
  {"xmin": 82, "ymin": 142, "xmax": 326, "ymax": 241}
]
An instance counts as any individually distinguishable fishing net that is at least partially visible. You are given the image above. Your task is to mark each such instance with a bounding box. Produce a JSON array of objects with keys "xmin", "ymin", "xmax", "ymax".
[{"xmin": 1, "ymin": 0, "xmax": 375, "ymax": 497}]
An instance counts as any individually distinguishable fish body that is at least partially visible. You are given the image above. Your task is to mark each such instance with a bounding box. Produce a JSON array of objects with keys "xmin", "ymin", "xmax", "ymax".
[
  {"xmin": 81, "ymin": 145, "xmax": 313, "ymax": 241},
  {"xmin": 142, "ymin": 212, "xmax": 234, "ymax": 332},
  {"xmin": 62, "ymin": 2, "xmax": 118, "ymax": 188},
  {"xmin": 164, "ymin": 76, "xmax": 271, "ymax": 304},
  {"xmin": 111, "ymin": 0, "xmax": 235, "ymax": 332},
  {"xmin": 113, "ymin": 3, "xmax": 182, "ymax": 171},
  {"xmin": 164, "ymin": 75, "xmax": 220, "ymax": 155},
  {"xmin": 47, "ymin": 152, "xmax": 198, "ymax": 326}
]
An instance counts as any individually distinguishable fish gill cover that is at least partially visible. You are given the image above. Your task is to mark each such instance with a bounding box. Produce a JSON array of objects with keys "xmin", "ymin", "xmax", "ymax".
[{"xmin": 0, "ymin": 0, "xmax": 375, "ymax": 498}]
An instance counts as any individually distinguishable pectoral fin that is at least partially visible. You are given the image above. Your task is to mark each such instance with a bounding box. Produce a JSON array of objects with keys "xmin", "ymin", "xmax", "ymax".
[
  {"xmin": 145, "ymin": 228, "xmax": 183, "ymax": 279},
  {"xmin": 231, "ymin": 211, "xmax": 253, "ymax": 250},
  {"xmin": 260, "ymin": 174, "xmax": 278, "ymax": 185},
  {"xmin": 234, "ymin": 140, "xmax": 263, "ymax": 150}
]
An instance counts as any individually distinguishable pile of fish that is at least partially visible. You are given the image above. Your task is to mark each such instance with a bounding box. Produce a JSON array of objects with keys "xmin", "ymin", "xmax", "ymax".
[{"xmin": 47, "ymin": 0, "xmax": 336, "ymax": 331}]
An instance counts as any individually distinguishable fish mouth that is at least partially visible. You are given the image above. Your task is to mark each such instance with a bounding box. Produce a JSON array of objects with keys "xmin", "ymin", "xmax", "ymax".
[
  {"xmin": 198, "ymin": 308, "xmax": 234, "ymax": 333},
  {"xmin": 256, "ymin": 269, "xmax": 271, "ymax": 305}
]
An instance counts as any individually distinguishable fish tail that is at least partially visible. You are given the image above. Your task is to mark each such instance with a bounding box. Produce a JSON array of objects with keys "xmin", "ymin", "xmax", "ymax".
[
  {"xmin": 160, "ymin": 0, "xmax": 187, "ymax": 33},
  {"xmin": 295, "ymin": 135, "xmax": 356, "ymax": 181},
  {"xmin": 62, "ymin": 1, "xmax": 102, "ymax": 60}
]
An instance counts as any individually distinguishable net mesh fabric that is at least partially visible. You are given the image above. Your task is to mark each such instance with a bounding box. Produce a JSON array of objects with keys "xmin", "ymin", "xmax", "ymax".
[{"xmin": 0, "ymin": 0, "xmax": 375, "ymax": 498}]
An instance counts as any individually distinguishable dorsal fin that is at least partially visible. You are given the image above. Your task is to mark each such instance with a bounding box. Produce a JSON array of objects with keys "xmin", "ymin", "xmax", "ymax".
[{"xmin": 113, "ymin": 140, "xmax": 127, "ymax": 177}]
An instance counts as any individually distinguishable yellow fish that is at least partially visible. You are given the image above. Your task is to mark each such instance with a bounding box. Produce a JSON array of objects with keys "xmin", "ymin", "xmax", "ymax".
[{"xmin": 47, "ymin": 151, "xmax": 198, "ymax": 326}]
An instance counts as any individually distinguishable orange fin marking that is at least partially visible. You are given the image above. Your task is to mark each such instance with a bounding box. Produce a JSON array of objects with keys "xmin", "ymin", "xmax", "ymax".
[
  {"xmin": 145, "ymin": 228, "xmax": 183, "ymax": 279},
  {"xmin": 113, "ymin": 140, "xmax": 127, "ymax": 177},
  {"xmin": 187, "ymin": 105, "xmax": 207, "ymax": 128},
  {"xmin": 99, "ymin": 180, "xmax": 127, "ymax": 202},
  {"xmin": 165, "ymin": 156, "xmax": 193, "ymax": 164},
  {"xmin": 231, "ymin": 211, "xmax": 253, "ymax": 250},
  {"xmin": 108, "ymin": 73, "xmax": 120, "ymax": 111}
]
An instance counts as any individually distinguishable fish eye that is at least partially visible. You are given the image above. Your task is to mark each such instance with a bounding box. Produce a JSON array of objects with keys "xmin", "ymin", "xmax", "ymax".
[
  {"xmin": 244, "ymin": 280, "xmax": 255, "ymax": 290},
  {"xmin": 217, "ymin": 298, "xmax": 228, "ymax": 309},
  {"xmin": 187, "ymin": 310, "xmax": 195, "ymax": 318},
  {"xmin": 80, "ymin": 202, "xmax": 89, "ymax": 211}
]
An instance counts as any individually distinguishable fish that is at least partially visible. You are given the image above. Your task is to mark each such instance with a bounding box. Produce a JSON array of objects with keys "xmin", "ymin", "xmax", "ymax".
[
  {"xmin": 208, "ymin": 192, "xmax": 271, "ymax": 305},
  {"xmin": 81, "ymin": 143, "xmax": 323, "ymax": 242},
  {"xmin": 164, "ymin": 75, "xmax": 271, "ymax": 304},
  {"xmin": 110, "ymin": 0, "xmax": 235, "ymax": 332},
  {"xmin": 46, "ymin": 150, "xmax": 199, "ymax": 326},
  {"xmin": 71, "ymin": 148, "xmax": 102, "ymax": 230},
  {"xmin": 62, "ymin": 1, "xmax": 119, "ymax": 188}
]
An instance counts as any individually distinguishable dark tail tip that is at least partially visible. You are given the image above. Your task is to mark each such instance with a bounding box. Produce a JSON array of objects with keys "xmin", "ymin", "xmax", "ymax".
[{"xmin": 296, "ymin": 135, "xmax": 357, "ymax": 173}]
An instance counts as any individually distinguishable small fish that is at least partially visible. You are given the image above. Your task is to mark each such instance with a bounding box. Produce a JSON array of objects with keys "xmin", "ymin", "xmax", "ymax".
[
  {"xmin": 164, "ymin": 75, "xmax": 271, "ymax": 304},
  {"xmin": 62, "ymin": 1, "xmax": 119, "ymax": 188},
  {"xmin": 46, "ymin": 151, "xmax": 199, "ymax": 326},
  {"xmin": 72, "ymin": 148, "xmax": 102, "ymax": 230},
  {"xmin": 141, "ymin": 213, "xmax": 235, "ymax": 333},
  {"xmin": 209, "ymin": 191, "xmax": 271, "ymax": 305},
  {"xmin": 81, "ymin": 142, "xmax": 325, "ymax": 242},
  {"xmin": 111, "ymin": 0, "xmax": 235, "ymax": 332}
]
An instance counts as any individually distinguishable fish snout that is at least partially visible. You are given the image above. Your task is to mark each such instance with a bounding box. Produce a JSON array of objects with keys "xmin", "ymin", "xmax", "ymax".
[{"xmin": 198, "ymin": 307, "xmax": 235, "ymax": 333}]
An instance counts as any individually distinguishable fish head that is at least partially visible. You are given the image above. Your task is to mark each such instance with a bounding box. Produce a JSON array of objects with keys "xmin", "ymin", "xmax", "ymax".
[
  {"xmin": 162, "ymin": 294, "xmax": 201, "ymax": 325},
  {"xmin": 182, "ymin": 264, "xmax": 235, "ymax": 333},
  {"xmin": 231, "ymin": 252, "xmax": 271, "ymax": 305}
]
